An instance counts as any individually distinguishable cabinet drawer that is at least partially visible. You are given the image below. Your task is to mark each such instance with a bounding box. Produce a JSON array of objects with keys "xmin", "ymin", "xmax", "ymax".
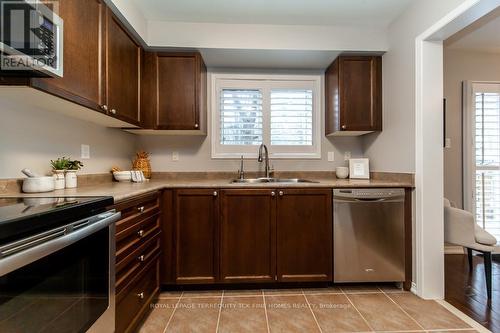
[
  {"xmin": 114, "ymin": 192, "xmax": 159, "ymax": 228},
  {"xmin": 116, "ymin": 213, "xmax": 160, "ymax": 256},
  {"xmin": 116, "ymin": 258, "xmax": 160, "ymax": 333},
  {"xmin": 116, "ymin": 236, "xmax": 160, "ymax": 293}
]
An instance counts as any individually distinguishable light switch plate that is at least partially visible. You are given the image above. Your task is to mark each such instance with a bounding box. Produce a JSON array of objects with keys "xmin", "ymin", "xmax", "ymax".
[
  {"xmin": 327, "ymin": 152, "xmax": 335, "ymax": 162},
  {"xmin": 81, "ymin": 144, "xmax": 90, "ymax": 159},
  {"xmin": 172, "ymin": 151, "xmax": 179, "ymax": 161}
]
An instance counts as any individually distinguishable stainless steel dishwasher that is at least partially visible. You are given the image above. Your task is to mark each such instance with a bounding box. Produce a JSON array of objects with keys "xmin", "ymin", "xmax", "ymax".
[{"xmin": 333, "ymin": 188, "xmax": 405, "ymax": 283}]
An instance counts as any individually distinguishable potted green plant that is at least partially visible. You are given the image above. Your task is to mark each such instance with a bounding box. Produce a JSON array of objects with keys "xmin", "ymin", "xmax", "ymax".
[
  {"xmin": 65, "ymin": 159, "xmax": 84, "ymax": 189},
  {"xmin": 50, "ymin": 157, "xmax": 70, "ymax": 190}
]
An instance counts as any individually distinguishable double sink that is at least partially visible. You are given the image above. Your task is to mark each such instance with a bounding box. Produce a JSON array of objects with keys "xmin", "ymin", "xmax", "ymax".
[{"xmin": 231, "ymin": 178, "xmax": 318, "ymax": 184}]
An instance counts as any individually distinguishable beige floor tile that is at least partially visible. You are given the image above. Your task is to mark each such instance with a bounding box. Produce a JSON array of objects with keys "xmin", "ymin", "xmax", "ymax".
[
  {"xmin": 223, "ymin": 289, "xmax": 263, "ymax": 297},
  {"xmin": 218, "ymin": 296, "xmax": 268, "ymax": 333},
  {"xmin": 347, "ymin": 293, "xmax": 422, "ymax": 331},
  {"xmin": 388, "ymin": 293, "xmax": 471, "ymax": 330},
  {"xmin": 303, "ymin": 286, "xmax": 343, "ymax": 295},
  {"xmin": 266, "ymin": 295, "xmax": 320, "ymax": 332},
  {"xmin": 340, "ymin": 284, "xmax": 382, "ymax": 293},
  {"xmin": 138, "ymin": 298, "xmax": 179, "ymax": 333},
  {"xmin": 306, "ymin": 294, "xmax": 372, "ymax": 332},
  {"xmin": 166, "ymin": 297, "xmax": 221, "ymax": 332},
  {"xmin": 263, "ymin": 288, "xmax": 304, "ymax": 296},
  {"xmin": 158, "ymin": 290, "xmax": 183, "ymax": 298},
  {"xmin": 181, "ymin": 290, "xmax": 223, "ymax": 297}
]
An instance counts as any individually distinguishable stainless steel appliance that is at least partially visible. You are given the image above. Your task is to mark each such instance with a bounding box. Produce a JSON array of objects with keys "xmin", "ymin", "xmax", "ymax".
[
  {"xmin": 0, "ymin": 0, "xmax": 63, "ymax": 77},
  {"xmin": 0, "ymin": 196, "xmax": 120, "ymax": 333},
  {"xmin": 333, "ymin": 188, "xmax": 405, "ymax": 283}
]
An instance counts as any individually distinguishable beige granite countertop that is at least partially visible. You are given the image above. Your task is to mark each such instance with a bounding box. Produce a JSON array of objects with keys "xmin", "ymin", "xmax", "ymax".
[{"xmin": 0, "ymin": 172, "xmax": 414, "ymax": 203}]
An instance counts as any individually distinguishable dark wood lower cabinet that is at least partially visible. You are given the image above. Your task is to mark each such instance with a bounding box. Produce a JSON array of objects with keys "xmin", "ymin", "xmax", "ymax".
[
  {"xmin": 220, "ymin": 189, "xmax": 277, "ymax": 283},
  {"xmin": 173, "ymin": 189, "xmax": 219, "ymax": 284},
  {"xmin": 276, "ymin": 189, "xmax": 332, "ymax": 282}
]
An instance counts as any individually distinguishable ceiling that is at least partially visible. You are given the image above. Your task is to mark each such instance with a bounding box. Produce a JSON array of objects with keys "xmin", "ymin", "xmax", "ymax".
[
  {"xmin": 132, "ymin": 0, "xmax": 414, "ymax": 27},
  {"xmin": 445, "ymin": 7, "xmax": 500, "ymax": 53}
]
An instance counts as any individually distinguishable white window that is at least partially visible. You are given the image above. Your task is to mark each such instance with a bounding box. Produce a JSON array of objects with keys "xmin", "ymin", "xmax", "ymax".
[
  {"xmin": 463, "ymin": 81, "xmax": 500, "ymax": 242},
  {"xmin": 211, "ymin": 74, "xmax": 321, "ymax": 159}
]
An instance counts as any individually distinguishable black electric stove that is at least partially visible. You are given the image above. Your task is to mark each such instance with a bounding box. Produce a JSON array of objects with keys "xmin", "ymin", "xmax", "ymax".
[{"xmin": 0, "ymin": 196, "xmax": 114, "ymax": 245}]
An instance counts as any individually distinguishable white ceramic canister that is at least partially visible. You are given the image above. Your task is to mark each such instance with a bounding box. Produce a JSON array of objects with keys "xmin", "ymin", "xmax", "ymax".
[
  {"xmin": 65, "ymin": 170, "xmax": 77, "ymax": 188},
  {"xmin": 335, "ymin": 166, "xmax": 349, "ymax": 179},
  {"xmin": 53, "ymin": 170, "xmax": 66, "ymax": 190}
]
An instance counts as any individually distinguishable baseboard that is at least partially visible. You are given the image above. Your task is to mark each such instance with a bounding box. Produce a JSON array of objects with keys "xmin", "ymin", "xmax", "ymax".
[
  {"xmin": 444, "ymin": 245, "xmax": 465, "ymax": 254},
  {"xmin": 411, "ymin": 282, "xmax": 417, "ymax": 294}
]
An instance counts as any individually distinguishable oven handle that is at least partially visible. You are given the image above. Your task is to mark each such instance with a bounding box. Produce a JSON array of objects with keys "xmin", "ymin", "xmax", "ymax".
[{"xmin": 0, "ymin": 211, "xmax": 121, "ymax": 277}]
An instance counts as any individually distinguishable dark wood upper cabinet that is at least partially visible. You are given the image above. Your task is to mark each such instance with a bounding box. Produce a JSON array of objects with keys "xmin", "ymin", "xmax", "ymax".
[
  {"xmin": 276, "ymin": 189, "xmax": 332, "ymax": 282},
  {"xmin": 220, "ymin": 189, "xmax": 276, "ymax": 283},
  {"xmin": 105, "ymin": 8, "xmax": 141, "ymax": 126},
  {"xmin": 31, "ymin": 0, "xmax": 106, "ymax": 111},
  {"xmin": 173, "ymin": 189, "xmax": 219, "ymax": 284},
  {"xmin": 325, "ymin": 56, "xmax": 382, "ymax": 136},
  {"xmin": 141, "ymin": 52, "xmax": 207, "ymax": 133}
]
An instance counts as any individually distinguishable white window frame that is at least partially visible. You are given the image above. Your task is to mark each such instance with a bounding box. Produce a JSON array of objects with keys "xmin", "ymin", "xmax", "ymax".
[
  {"xmin": 211, "ymin": 73, "xmax": 322, "ymax": 159},
  {"xmin": 463, "ymin": 81, "xmax": 500, "ymax": 213}
]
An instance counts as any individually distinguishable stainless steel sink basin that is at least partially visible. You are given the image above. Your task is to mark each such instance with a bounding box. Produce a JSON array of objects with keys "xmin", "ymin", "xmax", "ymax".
[{"xmin": 230, "ymin": 178, "xmax": 319, "ymax": 184}]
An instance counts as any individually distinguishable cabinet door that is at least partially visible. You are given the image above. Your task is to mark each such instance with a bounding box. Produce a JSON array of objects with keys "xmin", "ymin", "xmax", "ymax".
[
  {"xmin": 105, "ymin": 9, "xmax": 141, "ymax": 125},
  {"xmin": 339, "ymin": 56, "xmax": 382, "ymax": 131},
  {"xmin": 31, "ymin": 0, "xmax": 105, "ymax": 111},
  {"xmin": 276, "ymin": 189, "xmax": 332, "ymax": 282},
  {"xmin": 174, "ymin": 189, "xmax": 219, "ymax": 284},
  {"xmin": 220, "ymin": 189, "xmax": 276, "ymax": 283},
  {"xmin": 148, "ymin": 53, "xmax": 206, "ymax": 131}
]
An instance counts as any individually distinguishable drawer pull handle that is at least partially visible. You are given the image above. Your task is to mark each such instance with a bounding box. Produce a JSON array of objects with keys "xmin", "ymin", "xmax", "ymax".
[
  {"xmin": 213, "ymin": 191, "xmax": 218, "ymax": 197},
  {"xmin": 138, "ymin": 206, "xmax": 145, "ymax": 213},
  {"xmin": 137, "ymin": 292, "xmax": 144, "ymax": 299},
  {"xmin": 271, "ymin": 191, "xmax": 275, "ymax": 197},
  {"xmin": 138, "ymin": 255, "xmax": 145, "ymax": 262},
  {"xmin": 279, "ymin": 191, "xmax": 284, "ymax": 196},
  {"xmin": 137, "ymin": 230, "xmax": 144, "ymax": 238}
]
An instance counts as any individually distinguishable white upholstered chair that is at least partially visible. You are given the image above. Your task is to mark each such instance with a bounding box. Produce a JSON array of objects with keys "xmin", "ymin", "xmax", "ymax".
[{"xmin": 444, "ymin": 198, "xmax": 497, "ymax": 298}]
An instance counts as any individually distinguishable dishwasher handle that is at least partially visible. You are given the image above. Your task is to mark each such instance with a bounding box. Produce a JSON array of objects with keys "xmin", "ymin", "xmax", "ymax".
[{"xmin": 333, "ymin": 196, "xmax": 405, "ymax": 203}]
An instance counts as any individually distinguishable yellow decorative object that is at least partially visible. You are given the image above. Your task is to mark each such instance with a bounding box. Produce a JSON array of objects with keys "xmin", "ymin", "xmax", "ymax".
[{"xmin": 133, "ymin": 151, "xmax": 152, "ymax": 179}]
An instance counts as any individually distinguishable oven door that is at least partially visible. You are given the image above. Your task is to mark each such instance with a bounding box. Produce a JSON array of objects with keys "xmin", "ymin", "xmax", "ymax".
[{"xmin": 0, "ymin": 211, "xmax": 120, "ymax": 333}]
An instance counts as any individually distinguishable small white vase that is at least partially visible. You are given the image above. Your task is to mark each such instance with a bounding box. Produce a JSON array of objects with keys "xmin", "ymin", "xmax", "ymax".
[
  {"xmin": 65, "ymin": 171, "xmax": 77, "ymax": 188},
  {"xmin": 53, "ymin": 170, "xmax": 66, "ymax": 190}
]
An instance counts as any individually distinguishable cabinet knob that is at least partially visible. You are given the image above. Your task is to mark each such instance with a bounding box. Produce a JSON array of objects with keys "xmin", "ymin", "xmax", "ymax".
[
  {"xmin": 194, "ymin": 123, "xmax": 199, "ymax": 129},
  {"xmin": 110, "ymin": 108, "xmax": 117, "ymax": 115},
  {"xmin": 137, "ymin": 206, "xmax": 145, "ymax": 213},
  {"xmin": 213, "ymin": 191, "xmax": 218, "ymax": 197},
  {"xmin": 341, "ymin": 125, "xmax": 346, "ymax": 130},
  {"xmin": 101, "ymin": 105, "xmax": 108, "ymax": 111},
  {"xmin": 279, "ymin": 191, "xmax": 284, "ymax": 196},
  {"xmin": 137, "ymin": 229, "xmax": 144, "ymax": 238},
  {"xmin": 138, "ymin": 255, "xmax": 145, "ymax": 262},
  {"xmin": 271, "ymin": 191, "xmax": 276, "ymax": 197},
  {"xmin": 137, "ymin": 292, "xmax": 144, "ymax": 299}
]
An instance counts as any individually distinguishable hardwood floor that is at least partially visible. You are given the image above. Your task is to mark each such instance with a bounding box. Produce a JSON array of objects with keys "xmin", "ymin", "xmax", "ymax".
[{"xmin": 445, "ymin": 253, "xmax": 500, "ymax": 332}]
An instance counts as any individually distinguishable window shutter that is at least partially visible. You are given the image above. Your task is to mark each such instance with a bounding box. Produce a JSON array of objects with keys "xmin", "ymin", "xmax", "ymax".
[
  {"xmin": 220, "ymin": 89, "xmax": 263, "ymax": 145},
  {"xmin": 475, "ymin": 92, "xmax": 500, "ymax": 240},
  {"xmin": 270, "ymin": 89, "xmax": 313, "ymax": 146}
]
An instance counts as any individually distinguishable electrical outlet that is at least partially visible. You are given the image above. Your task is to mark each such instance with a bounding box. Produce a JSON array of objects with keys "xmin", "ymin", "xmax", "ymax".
[
  {"xmin": 81, "ymin": 144, "xmax": 90, "ymax": 159},
  {"xmin": 445, "ymin": 138, "xmax": 452, "ymax": 148},
  {"xmin": 172, "ymin": 151, "xmax": 179, "ymax": 161},
  {"xmin": 344, "ymin": 151, "xmax": 351, "ymax": 161},
  {"xmin": 327, "ymin": 152, "xmax": 335, "ymax": 162}
]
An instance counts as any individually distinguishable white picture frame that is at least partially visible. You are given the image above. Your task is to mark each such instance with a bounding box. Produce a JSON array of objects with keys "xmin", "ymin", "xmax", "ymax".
[{"xmin": 349, "ymin": 158, "xmax": 370, "ymax": 179}]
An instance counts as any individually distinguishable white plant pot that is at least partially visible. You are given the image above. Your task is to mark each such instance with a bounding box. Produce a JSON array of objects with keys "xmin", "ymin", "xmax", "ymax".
[
  {"xmin": 53, "ymin": 170, "xmax": 66, "ymax": 190},
  {"xmin": 65, "ymin": 171, "xmax": 78, "ymax": 189}
]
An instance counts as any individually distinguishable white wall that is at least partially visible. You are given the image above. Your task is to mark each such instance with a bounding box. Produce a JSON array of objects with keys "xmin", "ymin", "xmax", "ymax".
[
  {"xmin": 0, "ymin": 99, "xmax": 136, "ymax": 179},
  {"xmin": 443, "ymin": 49, "xmax": 500, "ymax": 208},
  {"xmin": 363, "ymin": 0, "xmax": 471, "ymax": 173},
  {"xmin": 139, "ymin": 71, "xmax": 364, "ymax": 173}
]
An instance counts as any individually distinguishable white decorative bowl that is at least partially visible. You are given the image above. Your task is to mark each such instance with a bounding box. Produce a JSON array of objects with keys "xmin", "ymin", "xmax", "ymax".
[
  {"xmin": 113, "ymin": 171, "xmax": 132, "ymax": 182},
  {"xmin": 22, "ymin": 177, "xmax": 55, "ymax": 193},
  {"xmin": 336, "ymin": 167, "xmax": 349, "ymax": 179}
]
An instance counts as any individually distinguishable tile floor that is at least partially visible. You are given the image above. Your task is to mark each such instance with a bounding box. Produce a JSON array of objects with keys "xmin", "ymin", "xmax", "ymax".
[{"xmin": 137, "ymin": 284, "xmax": 479, "ymax": 333}]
